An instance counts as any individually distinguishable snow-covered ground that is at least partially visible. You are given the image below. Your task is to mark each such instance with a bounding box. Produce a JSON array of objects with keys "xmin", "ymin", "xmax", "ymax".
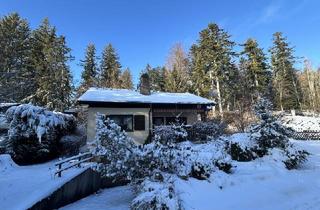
[
  {"xmin": 0, "ymin": 155, "xmax": 88, "ymax": 210},
  {"xmin": 176, "ymin": 139, "xmax": 320, "ymax": 210},
  {"xmin": 60, "ymin": 186, "xmax": 134, "ymax": 210},
  {"xmin": 59, "ymin": 139, "xmax": 320, "ymax": 210},
  {"xmin": 282, "ymin": 115, "xmax": 320, "ymax": 132}
]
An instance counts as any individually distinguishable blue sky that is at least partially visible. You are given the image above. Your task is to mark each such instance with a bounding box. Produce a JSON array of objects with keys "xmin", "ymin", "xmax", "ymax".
[{"xmin": 0, "ymin": 0, "xmax": 319, "ymax": 85}]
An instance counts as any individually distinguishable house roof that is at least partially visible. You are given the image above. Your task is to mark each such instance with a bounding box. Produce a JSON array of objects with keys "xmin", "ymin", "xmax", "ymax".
[{"xmin": 78, "ymin": 88, "xmax": 215, "ymax": 105}]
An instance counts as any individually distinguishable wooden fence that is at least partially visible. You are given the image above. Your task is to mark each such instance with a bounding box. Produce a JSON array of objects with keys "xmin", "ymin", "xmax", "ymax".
[{"xmin": 55, "ymin": 152, "xmax": 93, "ymax": 177}]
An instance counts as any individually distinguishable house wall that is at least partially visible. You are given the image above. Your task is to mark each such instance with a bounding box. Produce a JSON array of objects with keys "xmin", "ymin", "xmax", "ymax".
[{"xmin": 87, "ymin": 107, "xmax": 151, "ymax": 144}]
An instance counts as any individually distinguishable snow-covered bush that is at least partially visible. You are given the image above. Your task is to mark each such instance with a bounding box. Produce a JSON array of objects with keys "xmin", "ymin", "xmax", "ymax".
[
  {"xmin": 5, "ymin": 104, "xmax": 76, "ymax": 164},
  {"xmin": 59, "ymin": 135, "xmax": 86, "ymax": 157},
  {"xmin": 249, "ymin": 98, "xmax": 308, "ymax": 169},
  {"xmin": 153, "ymin": 125, "xmax": 188, "ymax": 144},
  {"xmin": 89, "ymin": 113, "xmax": 137, "ymax": 180},
  {"xmin": 283, "ymin": 143, "xmax": 309, "ymax": 170},
  {"xmin": 190, "ymin": 161, "xmax": 211, "ymax": 180},
  {"xmin": 249, "ymin": 98, "xmax": 290, "ymax": 149},
  {"xmin": 188, "ymin": 119, "xmax": 226, "ymax": 142},
  {"xmin": 131, "ymin": 173, "xmax": 182, "ymax": 210},
  {"xmin": 229, "ymin": 142, "xmax": 265, "ymax": 162}
]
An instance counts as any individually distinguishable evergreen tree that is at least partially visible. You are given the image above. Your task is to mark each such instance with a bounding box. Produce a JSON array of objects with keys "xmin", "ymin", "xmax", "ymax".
[
  {"xmin": 30, "ymin": 18, "xmax": 73, "ymax": 111},
  {"xmin": 189, "ymin": 44, "xmax": 211, "ymax": 97},
  {"xmin": 119, "ymin": 68, "xmax": 134, "ymax": 89},
  {"xmin": 269, "ymin": 32, "xmax": 302, "ymax": 110},
  {"xmin": 100, "ymin": 44, "xmax": 121, "ymax": 88},
  {"xmin": 78, "ymin": 43, "xmax": 98, "ymax": 95},
  {"xmin": 0, "ymin": 13, "xmax": 35, "ymax": 102},
  {"xmin": 240, "ymin": 38, "xmax": 270, "ymax": 103},
  {"xmin": 142, "ymin": 64, "xmax": 166, "ymax": 92},
  {"xmin": 190, "ymin": 23, "xmax": 237, "ymax": 115},
  {"xmin": 165, "ymin": 43, "xmax": 190, "ymax": 92}
]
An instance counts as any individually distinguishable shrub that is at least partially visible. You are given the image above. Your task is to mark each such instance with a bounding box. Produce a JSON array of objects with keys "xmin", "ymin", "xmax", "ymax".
[
  {"xmin": 229, "ymin": 142, "xmax": 266, "ymax": 162},
  {"xmin": 5, "ymin": 104, "xmax": 76, "ymax": 164},
  {"xmin": 131, "ymin": 173, "xmax": 182, "ymax": 210},
  {"xmin": 89, "ymin": 113, "xmax": 137, "ymax": 180},
  {"xmin": 153, "ymin": 125, "xmax": 188, "ymax": 144},
  {"xmin": 59, "ymin": 134, "xmax": 86, "ymax": 157},
  {"xmin": 283, "ymin": 144, "xmax": 309, "ymax": 170},
  {"xmin": 214, "ymin": 160, "xmax": 233, "ymax": 174},
  {"xmin": 188, "ymin": 119, "xmax": 226, "ymax": 142},
  {"xmin": 249, "ymin": 98, "xmax": 308, "ymax": 169},
  {"xmin": 190, "ymin": 161, "xmax": 211, "ymax": 180}
]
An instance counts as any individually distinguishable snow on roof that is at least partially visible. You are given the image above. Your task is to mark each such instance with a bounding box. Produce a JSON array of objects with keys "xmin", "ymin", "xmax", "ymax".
[{"xmin": 78, "ymin": 88, "xmax": 215, "ymax": 105}]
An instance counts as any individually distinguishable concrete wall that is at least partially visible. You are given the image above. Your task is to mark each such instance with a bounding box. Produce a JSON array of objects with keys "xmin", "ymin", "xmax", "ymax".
[
  {"xmin": 29, "ymin": 168, "xmax": 129, "ymax": 210},
  {"xmin": 87, "ymin": 107, "xmax": 151, "ymax": 144},
  {"xmin": 29, "ymin": 168, "xmax": 100, "ymax": 210}
]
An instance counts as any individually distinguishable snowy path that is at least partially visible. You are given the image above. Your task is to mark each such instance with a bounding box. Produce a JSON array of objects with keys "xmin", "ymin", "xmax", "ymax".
[
  {"xmin": 176, "ymin": 140, "xmax": 320, "ymax": 210},
  {"xmin": 60, "ymin": 185, "xmax": 134, "ymax": 210},
  {"xmin": 0, "ymin": 157, "xmax": 87, "ymax": 210}
]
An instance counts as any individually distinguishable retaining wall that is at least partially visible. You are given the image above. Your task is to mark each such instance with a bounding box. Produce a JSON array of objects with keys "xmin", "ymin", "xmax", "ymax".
[{"xmin": 28, "ymin": 168, "xmax": 128, "ymax": 210}]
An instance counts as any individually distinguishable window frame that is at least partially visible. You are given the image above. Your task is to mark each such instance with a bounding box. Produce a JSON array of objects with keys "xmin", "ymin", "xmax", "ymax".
[{"xmin": 107, "ymin": 114, "xmax": 134, "ymax": 132}]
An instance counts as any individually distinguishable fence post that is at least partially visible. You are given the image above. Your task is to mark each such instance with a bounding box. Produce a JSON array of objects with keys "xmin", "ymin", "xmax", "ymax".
[{"xmin": 58, "ymin": 163, "xmax": 62, "ymax": 177}]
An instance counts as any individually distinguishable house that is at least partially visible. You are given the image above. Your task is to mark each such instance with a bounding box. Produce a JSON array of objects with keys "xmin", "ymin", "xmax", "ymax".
[{"xmin": 78, "ymin": 81, "xmax": 215, "ymax": 144}]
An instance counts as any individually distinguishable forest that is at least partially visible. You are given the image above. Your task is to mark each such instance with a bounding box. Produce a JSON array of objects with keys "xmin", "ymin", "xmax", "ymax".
[{"xmin": 1, "ymin": 12, "xmax": 319, "ymax": 115}]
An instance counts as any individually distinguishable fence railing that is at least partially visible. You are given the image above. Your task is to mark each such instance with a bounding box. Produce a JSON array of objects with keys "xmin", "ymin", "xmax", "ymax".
[
  {"xmin": 289, "ymin": 131, "xmax": 320, "ymax": 140},
  {"xmin": 54, "ymin": 152, "xmax": 93, "ymax": 177}
]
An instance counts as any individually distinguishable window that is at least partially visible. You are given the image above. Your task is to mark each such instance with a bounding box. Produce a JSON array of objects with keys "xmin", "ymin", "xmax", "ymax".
[
  {"xmin": 153, "ymin": 117, "xmax": 187, "ymax": 126},
  {"xmin": 134, "ymin": 115, "xmax": 145, "ymax": 130},
  {"xmin": 165, "ymin": 117, "xmax": 187, "ymax": 125},
  {"xmin": 153, "ymin": 117, "xmax": 165, "ymax": 126},
  {"xmin": 108, "ymin": 115, "xmax": 133, "ymax": 132}
]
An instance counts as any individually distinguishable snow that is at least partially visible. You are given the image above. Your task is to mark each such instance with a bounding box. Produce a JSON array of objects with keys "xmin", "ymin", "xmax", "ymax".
[
  {"xmin": 0, "ymin": 103, "xmax": 19, "ymax": 109},
  {"xmin": 78, "ymin": 87, "xmax": 214, "ymax": 105},
  {"xmin": 282, "ymin": 115, "xmax": 320, "ymax": 132},
  {"xmin": 176, "ymin": 139, "xmax": 320, "ymax": 210},
  {"xmin": 0, "ymin": 155, "xmax": 87, "ymax": 210},
  {"xmin": 226, "ymin": 132, "xmax": 253, "ymax": 148},
  {"xmin": 60, "ymin": 186, "xmax": 133, "ymax": 210},
  {"xmin": 53, "ymin": 135, "xmax": 320, "ymax": 210},
  {"xmin": 6, "ymin": 104, "xmax": 75, "ymax": 143}
]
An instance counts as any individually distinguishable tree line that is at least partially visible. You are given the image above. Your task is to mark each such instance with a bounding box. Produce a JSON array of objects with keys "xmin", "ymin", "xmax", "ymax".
[{"xmin": 0, "ymin": 13, "xmax": 319, "ymax": 114}]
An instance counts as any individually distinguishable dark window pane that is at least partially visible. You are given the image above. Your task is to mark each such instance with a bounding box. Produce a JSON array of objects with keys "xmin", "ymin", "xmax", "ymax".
[
  {"xmin": 134, "ymin": 115, "xmax": 145, "ymax": 130},
  {"xmin": 153, "ymin": 117, "xmax": 164, "ymax": 126},
  {"xmin": 108, "ymin": 115, "xmax": 133, "ymax": 132},
  {"xmin": 165, "ymin": 117, "xmax": 187, "ymax": 125},
  {"xmin": 165, "ymin": 117, "xmax": 176, "ymax": 125}
]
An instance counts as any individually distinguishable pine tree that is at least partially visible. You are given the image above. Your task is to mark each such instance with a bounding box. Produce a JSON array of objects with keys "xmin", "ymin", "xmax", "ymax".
[
  {"xmin": 269, "ymin": 32, "xmax": 302, "ymax": 111},
  {"xmin": 142, "ymin": 64, "xmax": 166, "ymax": 92},
  {"xmin": 78, "ymin": 43, "xmax": 98, "ymax": 95},
  {"xmin": 0, "ymin": 13, "xmax": 35, "ymax": 102},
  {"xmin": 240, "ymin": 38, "xmax": 270, "ymax": 103},
  {"xmin": 30, "ymin": 18, "xmax": 73, "ymax": 111},
  {"xmin": 190, "ymin": 23, "xmax": 237, "ymax": 116},
  {"xmin": 119, "ymin": 68, "xmax": 134, "ymax": 89},
  {"xmin": 165, "ymin": 43, "xmax": 190, "ymax": 92},
  {"xmin": 100, "ymin": 44, "xmax": 121, "ymax": 88}
]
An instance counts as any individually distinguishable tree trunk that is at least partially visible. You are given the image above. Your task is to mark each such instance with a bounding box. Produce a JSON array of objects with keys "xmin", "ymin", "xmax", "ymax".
[{"xmin": 216, "ymin": 77, "xmax": 223, "ymax": 117}]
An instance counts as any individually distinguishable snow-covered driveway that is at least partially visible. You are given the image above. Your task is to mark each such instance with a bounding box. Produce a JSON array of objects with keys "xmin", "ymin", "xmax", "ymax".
[
  {"xmin": 176, "ymin": 140, "xmax": 320, "ymax": 210},
  {"xmin": 0, "ymin": 156, "xmax": 87, "ymax": 210}
]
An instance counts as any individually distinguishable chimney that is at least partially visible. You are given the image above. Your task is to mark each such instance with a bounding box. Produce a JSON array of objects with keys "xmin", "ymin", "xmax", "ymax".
[{"xmin": 140, "ymin": 73, "xmax": 151, "ymax": 95}]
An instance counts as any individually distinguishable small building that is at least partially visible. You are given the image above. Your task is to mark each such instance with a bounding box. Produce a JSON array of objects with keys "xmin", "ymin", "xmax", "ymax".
[{"xmin": 78, "ymin": 87, "xmax": 215, "ymax": 144}]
